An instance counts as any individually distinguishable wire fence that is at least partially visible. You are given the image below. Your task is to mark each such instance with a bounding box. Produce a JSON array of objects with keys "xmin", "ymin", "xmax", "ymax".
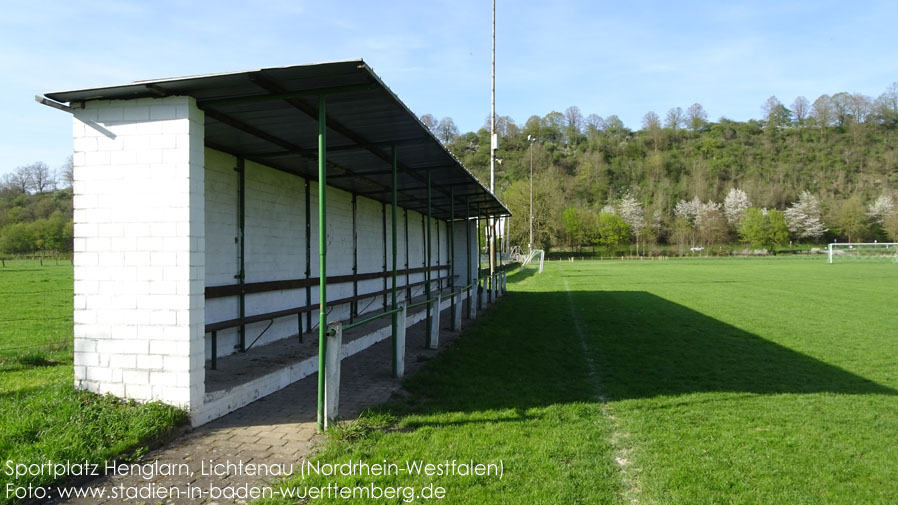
[
  {"xmin": 0, "ymin": 259, "xmax": 73, "ymax": 371},
  {"xmin": 0, "ymin": 253, "xmax": 74, "ymax": 268}
]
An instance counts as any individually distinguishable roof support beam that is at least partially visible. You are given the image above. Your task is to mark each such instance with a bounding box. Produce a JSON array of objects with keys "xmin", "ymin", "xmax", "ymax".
[
  {"xmin": 199, "ymin": 83, "xmax": 376, "ymax": 108},
  {"xmin": 247, "ymin": 73, "xmax": 460, "ymax": 204}
]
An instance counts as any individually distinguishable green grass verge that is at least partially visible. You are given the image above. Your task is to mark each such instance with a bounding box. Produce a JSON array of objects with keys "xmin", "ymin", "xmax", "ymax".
[
  {"xmin": 263, "ymin": 257, "xmax": 898, "ymax": 504},
  {"xmin": 0, "ymin": 263, "xmax": 187, "ymax": 504}
]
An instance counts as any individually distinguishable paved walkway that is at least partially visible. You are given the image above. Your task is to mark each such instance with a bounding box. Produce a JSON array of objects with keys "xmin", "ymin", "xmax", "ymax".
[{"xmin": 53, "ymin": 303, "xmax": 478, "ymax": 504}]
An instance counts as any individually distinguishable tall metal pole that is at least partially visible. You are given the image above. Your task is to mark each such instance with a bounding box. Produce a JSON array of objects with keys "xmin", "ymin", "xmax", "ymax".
[
  {"xmin": 489, "ymin": 0, "xmax": 496, "ymax": 282},
  {"xmin": 391, "ymin": 145, "xmax": 399, "ymax": 378},
  {"xmin": 529, "ymin": 137, "xmax": 534, "ymax": 252},
  {"xmin": 316, "ymin": 96, "xmax": 327, "ymax": 432}
]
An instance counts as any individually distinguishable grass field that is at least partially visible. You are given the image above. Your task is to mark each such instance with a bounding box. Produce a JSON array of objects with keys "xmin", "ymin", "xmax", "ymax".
[
  {"xmin": 0, "ymin": 262, "xmax": 186, "ymax": 504},
  {"xmin": 266, "ymin": 257, "xmax": 898, "ymax": 504}
]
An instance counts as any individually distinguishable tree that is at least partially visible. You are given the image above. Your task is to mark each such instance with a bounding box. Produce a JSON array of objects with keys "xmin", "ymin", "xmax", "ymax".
[
  {"xmin": 617, "ymin": 195, "xmax": 645, "ymax": 254},
  {"xmin": 831, "ymin": 197, "xmax": 869, "ymax": 242},
  {"xmin": 686, "ymin": 103, "xmax": 708, "ymax": 132},
  {"xmin": 561, "ymin": 207, "xmax": 585, "ymax": 249},
  {"xmin": 564, "ymin": 106, "xmax": 583, "ymax": 133},
  {"xmin": 481, "ymin": 115, "xmax": 517, "ymax": 137},
  {"xmin": 641, "ymin": 111, "xmax": 661, "ymax": 131},
  {"xmin": 783, "ymin": 191, "xmax": 826, "ymax": 240},
  {"xmin": 642, "ymin": 111, "xmax": 662, "ymax": 150},
  {"xmin": 542, "ymin": 111, "xmax": 565, "ymax": 143},
  {"xmin": 59, "ymin": 155, "xmax": 74, "ymax": 188},
  {"xmin": 604, "ymin": 115, "xmax": 626, "ymax": 133},
  {"xmin": 419, "ymin": 113, "xmax": 438, "ymax": 131},
  {"xmin": 435, "ymin": 117, "xmax": 459, "ymax": 144},
  {"xmin": 812, "ymin": 94, "xmax": 833, "ymax": 127},
  {"xmin": 848, "ymin": 93, "xmax": 872, "ymax": 123},
  {"xmin": 739, "ymin": 208, "xmax": 770, "ymax": 249},
  {"xmin": 873, "ymin": 82, "xmax": 898, "ymax": 125},
  {"xmin": 5, "ymin": 166, "xmax": 31, "ymax": 193},
  {"xmin": 762, "ymin": 96, "xmax": 790, "ymax": 128},
  {"xmin": 665, "ymin": 107, "xmax": 684, "ymax": 130},
  {"xmin": 767, "ymin": 210, "xmax": 790, "ymax": 248},
  {"xmin": 723, "ymin": 188, "xmax": 751, "ymax": 227},
  {"xmin": 867, "ymin": 194, "xmax": 895, "ymax": 225},
  {"xmin": 791, "ymin": 96, "xmax": 810, "ymax": 125},
  {"xmin": 596, "ymin": 212, "xmax": 630, "ymax": 247},
  {"xmin": 696, "ymin": 209, "xmax": 728, "ymax": 247},
  {"xmin": 674, "ymin": 196, "xmax": 702, "ymax": 225},
  {"xmin": 24, "ymin": 162, "xmax": 55, "ymax": 194},
  {"xmin": 883, "ymin": 212, "xmax": 898, "ymax": 242},
  {"xmin": 584, "ymin": 114, "xmax": 604, "ymax": 133},
  {"xmin": 830, "ymin": 92, "xmax": 851, "ymax": 126}
]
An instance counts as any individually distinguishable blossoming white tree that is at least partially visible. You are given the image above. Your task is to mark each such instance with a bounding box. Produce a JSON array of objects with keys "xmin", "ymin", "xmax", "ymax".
[
  {"xmin": 617, "ymin": 195, "xmax": 646, "ymax": 255},
  {"xmin": 866, "ymin": 194, "xmax": 896, "ymax": 225},
  {"xmin": 723, "ymin": 188, "xmax": 752, "ymax": 226},
  {"xmin": 783, "ymin": 191, "xmax": 826, "ymax": 240}
]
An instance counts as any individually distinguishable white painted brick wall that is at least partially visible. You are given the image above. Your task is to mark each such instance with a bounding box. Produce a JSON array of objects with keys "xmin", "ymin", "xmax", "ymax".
[
  {"xmin": 72, "ymin": 96, "xmax": 205, "ymax": 413},
  {"xmin": 203, "ymin": 149, "xmax": 459, "ymax": 359}
]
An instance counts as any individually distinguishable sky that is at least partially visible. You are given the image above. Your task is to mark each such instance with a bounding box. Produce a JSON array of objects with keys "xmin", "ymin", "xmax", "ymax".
[{"xmin": 2, "ymin": 0, "xmax": 897, "ymax": 177}]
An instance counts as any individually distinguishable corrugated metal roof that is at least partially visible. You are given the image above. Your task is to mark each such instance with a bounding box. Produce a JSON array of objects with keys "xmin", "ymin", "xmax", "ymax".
[{"xmin": 45, "ymin": 60, "xmax": 508, "ymax": 219}]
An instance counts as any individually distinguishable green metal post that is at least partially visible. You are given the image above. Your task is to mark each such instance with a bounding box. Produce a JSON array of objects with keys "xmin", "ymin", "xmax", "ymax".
[
  {"xmin": 449, "ymin": 187, "xmax": 455, "ymax": 319},
  {"xmin": 351, "ymin": 194, "xmax": 358, "ymax": 322},
  {"xmin": 476, "ymin": 205, "xmax": 481, "ymax": 295},
  {"xmin": 405, "ymin": 208, "xmax": 410, "ymax": 301},
  {"xmin": 317, "ymin": 96, "xmax": 327, "ymax": 432},
  {"xmin": 425, "ymin": 170, "xmax": 432, "ymax": 347},
  {"xmin": 391, "ymin": 145, "xmax": 399, "ymax": 377},
  {"xmin": 304, "ymin": 177, "xmax": 311, "ymax": 339},
  {"xmin": 236, "ymin": 157, "xmax": 246, "ymax": 352},
  {"xmin": 465, "ymin": 196, "xmax": 471, "ymax": 314},
  {"xmin": 382, "ymin": 203, "xmax": 388, "ymax": 312}
]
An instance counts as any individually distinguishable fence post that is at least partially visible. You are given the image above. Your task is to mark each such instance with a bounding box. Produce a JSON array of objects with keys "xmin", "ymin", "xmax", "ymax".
[
  {"xmin": 429, "ymin": 294, "xmax": 441, "ymax": 349},
  {"xmin": 325, "ymin": 321, "xmax": 342, "ymax": 429},
  {"xmin": 396, "ymin": 302, "xmax": 407, "ymax": 378}
]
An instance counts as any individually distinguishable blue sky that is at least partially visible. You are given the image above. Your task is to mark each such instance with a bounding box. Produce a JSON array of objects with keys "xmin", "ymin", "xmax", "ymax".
[{"xmin": 2, "ymin": 0, "xmax": 897, "ymax": 177}]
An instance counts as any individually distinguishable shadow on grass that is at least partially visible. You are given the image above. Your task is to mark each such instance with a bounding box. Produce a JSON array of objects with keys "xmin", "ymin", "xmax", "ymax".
[
  {"xmin": 506, "ymin": 267, "xmax": 538, "ymax": 285},
  {"xmin": 391, "ymin": 289, "xmax": 895, "ymax": 423}
]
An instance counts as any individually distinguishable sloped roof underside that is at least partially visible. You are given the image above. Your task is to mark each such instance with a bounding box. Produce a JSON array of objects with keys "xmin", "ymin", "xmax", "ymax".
[{"xmin": 46, "ymin": 60, "xmax": 507, "ymax": 219}]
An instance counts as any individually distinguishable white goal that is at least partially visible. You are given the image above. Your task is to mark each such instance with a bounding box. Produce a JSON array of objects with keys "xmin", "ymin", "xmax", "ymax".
[
  {"xmin": 827, "ymin": 242, "xmax": 898, "ymax": 263},
  {"xmin": 521, "ymin": 249, "xmax": 545, "ymax": 273}
]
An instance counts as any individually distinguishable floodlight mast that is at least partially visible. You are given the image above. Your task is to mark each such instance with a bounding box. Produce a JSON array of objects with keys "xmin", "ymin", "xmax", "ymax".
[
  {"xmin": 528, "ymin": 134, "xmax": 535, "ymax": 253},
  {"xmin": 489, "ymin": 0, "xmax": 496, "ymax": 280}
]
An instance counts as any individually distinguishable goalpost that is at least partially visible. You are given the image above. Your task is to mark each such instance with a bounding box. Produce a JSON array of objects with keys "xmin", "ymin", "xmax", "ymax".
[
  {"xmin": 521, "ymin": 249, "xmax": 545, "ymax": 273},
  {"xmin": 827, "ymin": 242, "xmax": 898, "ymax": 263}
]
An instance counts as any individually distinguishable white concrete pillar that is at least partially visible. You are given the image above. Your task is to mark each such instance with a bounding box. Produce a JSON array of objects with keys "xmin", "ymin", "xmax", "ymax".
[
  {"xmin": 492, "ymin": 274, "xmax": 498, "ymax": 300},
  {"xmin": 452, "ymin": 292, "xmax": 462, "ymax": 331},
  {"xmin": 395, "ymin": 302, "xmax": 407, "ymax": 378},
  {"xmin": 468, "ymin": 286, "xmax": 477, "ymax": 320},
  {"xmin": 325, "ymin": 322, "xmax": 342, "ymax": 428},
  {"xmin": 71, "ymin": 96, "xmax": 205, "ymax": 413},
  {"xmin": 429, "ymin": 294, "xmax": 441, "ymax": 349},
  {"xmin": 479, "ymin": 283, "xmax": 486, "ymax": 310}
]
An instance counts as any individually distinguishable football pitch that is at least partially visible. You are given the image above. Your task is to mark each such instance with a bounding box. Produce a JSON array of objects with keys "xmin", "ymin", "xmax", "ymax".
[{"xmin": 270, "ymin": 257, "xmax": 898, "ymax": 504}]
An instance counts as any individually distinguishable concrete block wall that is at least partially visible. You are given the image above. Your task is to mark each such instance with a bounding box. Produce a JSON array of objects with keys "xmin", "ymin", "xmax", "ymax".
[
  {"xmin": 203, "ymin": 148, "xmax": 462, "ymax": 360},
  {"xmin": 72, "ymin": 96, "xmax": 205, "ymax": 412}
]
